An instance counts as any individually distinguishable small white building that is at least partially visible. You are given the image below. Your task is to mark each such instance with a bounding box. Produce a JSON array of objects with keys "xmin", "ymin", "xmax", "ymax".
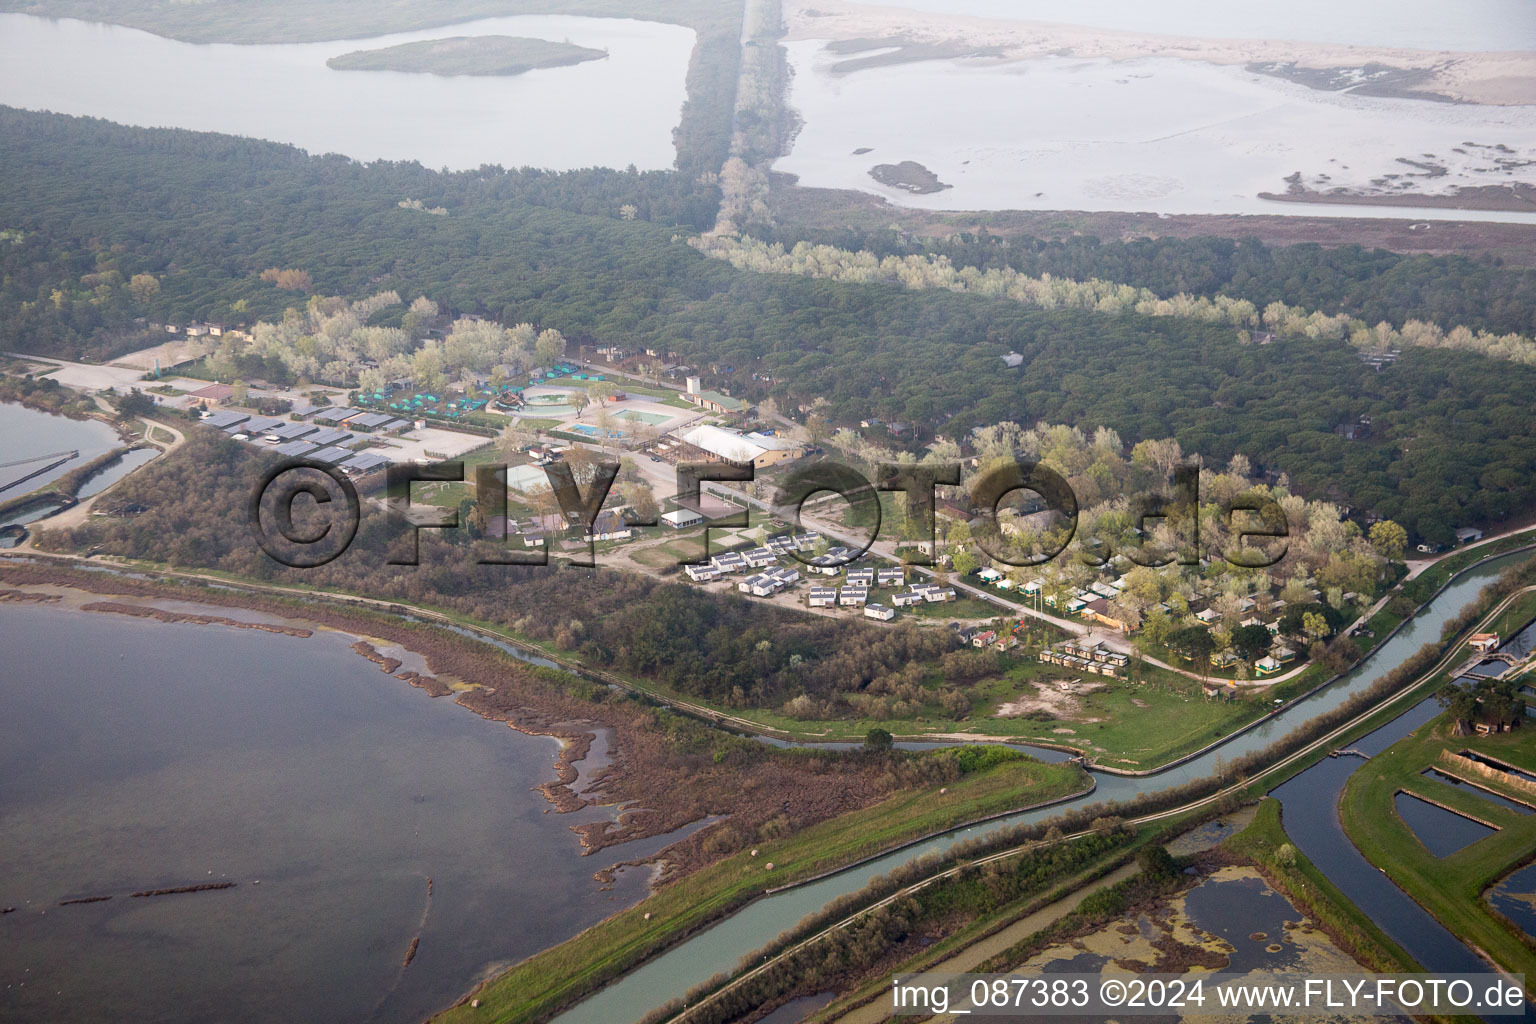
[
  {"xmin": 662, "ymin": 508, "xmax": 703, "ymax": 530},
  {"xmin": 864, "ymin": 604, "xmax": 895, "ymax": 621},
  {"xmin": 808, "ymin": 587, "xmax": 837, "ymax": 608},
  {"xmin": 768, "ymin": 566, "xmax": 801, "ymax": 587},
  {"xmin": 741, "ymin": 575, "xmax": 780, "ymax": 598},
  {"xmin": 743, "ymin": 547, "xmax": 777, "ymax": 568}
]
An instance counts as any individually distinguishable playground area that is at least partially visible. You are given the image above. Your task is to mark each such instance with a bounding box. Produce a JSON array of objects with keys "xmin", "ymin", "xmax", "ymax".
[{"xmin": 358, "ymin": 385, "xmax": 497, "ymax": 423}]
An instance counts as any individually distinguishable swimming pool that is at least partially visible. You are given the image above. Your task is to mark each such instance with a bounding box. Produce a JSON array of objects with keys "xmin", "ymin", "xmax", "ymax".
[{"xmin": 570, "ymin": 424, "xmax": 625, "ymax": 439}]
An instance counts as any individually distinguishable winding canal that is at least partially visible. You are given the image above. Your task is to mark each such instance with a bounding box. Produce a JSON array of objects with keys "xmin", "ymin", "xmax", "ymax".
[{"xmin": 553, "ymin": 550, "xmax": 1531, "ymax": 1024}]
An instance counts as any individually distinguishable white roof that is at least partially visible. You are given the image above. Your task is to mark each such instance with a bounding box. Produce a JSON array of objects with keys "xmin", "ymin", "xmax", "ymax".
[
  {"xmin": 676, "ymin": 424, "xmax": 770, "ymax": 463},
  {"xmin": 662, "ymin": 508, "xmax": 702, "ymax": 524},
  {"xmin": 743, "ymin": 431, "xmax": 800, "ymax": 451}
]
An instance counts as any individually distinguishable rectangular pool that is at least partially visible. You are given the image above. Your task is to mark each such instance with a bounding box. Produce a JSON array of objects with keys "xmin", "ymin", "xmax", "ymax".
[
  {"xmin": 1394, "ymin": 791, "xmax": 1497, "ymax": 857},
  {"xmin": 1419, "ymin": 767, "xmax": 1534, "ymax": 816}
]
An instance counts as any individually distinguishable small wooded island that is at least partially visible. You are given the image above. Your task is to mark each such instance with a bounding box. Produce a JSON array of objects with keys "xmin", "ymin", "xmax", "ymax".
[{"xmin": 326, "ymin": 35, "xmax": 607, "ymax": 77}]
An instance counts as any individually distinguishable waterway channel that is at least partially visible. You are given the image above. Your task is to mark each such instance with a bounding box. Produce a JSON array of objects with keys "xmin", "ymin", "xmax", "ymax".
[{"xmin": 552, "ymin": 551, "xmax": 1531, "ymax": 1023}]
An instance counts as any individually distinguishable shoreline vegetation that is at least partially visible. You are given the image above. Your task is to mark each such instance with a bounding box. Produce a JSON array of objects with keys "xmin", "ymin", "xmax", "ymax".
[
  {"xmin": 611, "ymin": 562, "xmax": 1536, "ymax": 1024},
  {"xmin": 0, "ymin": 562, "xmax": 1090, "ymax": 1007},
  {"xmin": 1263, "ymin": 174, "xmax": 1536, "ymax": 214},
  {"xmin": 326, "ymin": 36, "xmax": 608, "ymax": 78},
  {"xmin": 1338, "ymin": 683, "xmax": 1536, "ymax": 981},
  {"xmin": 3, "ymin": 537, "xmax": 1511, "ymax": 1024},
  {"xmin": 2, "ymin": 484, "xmax": 1530, "ymax": 1022}
]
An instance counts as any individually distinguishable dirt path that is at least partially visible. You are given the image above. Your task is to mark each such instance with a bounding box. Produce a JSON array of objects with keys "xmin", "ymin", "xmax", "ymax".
[{"xmin": 14, "ymin": 414, "xmax": 184, "ymax": 541}]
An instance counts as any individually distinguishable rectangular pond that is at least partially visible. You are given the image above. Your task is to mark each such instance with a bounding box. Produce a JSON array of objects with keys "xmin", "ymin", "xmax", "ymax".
[
  {"xmin": 1419, "ymin": 768, "xmax": 1534, "ymax": 816},
  {"xmin": 1458, "ymin": 750, "xmax": 1536, "ymax": 787},
  {"xmin": 1393, "ymin": 791, "xmax": 1497, "ymax": 858}
]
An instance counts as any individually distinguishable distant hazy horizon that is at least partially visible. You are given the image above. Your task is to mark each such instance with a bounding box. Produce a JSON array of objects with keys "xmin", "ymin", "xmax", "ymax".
[{"xmin": 859, "ymin": 0, "xmax": 1536, "ymax": 52}]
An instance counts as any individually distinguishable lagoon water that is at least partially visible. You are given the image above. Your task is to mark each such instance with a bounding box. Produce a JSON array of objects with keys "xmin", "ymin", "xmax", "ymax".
[
  {"xmin": 0, "ymin": 403, "xmax": 122, "ymax": 495},
  {"xmin": 0, "ymin": 14, "xmax": 694, "ymax": 171},
  {"xmin": 860, "ymin": 0, "xmax": 1536, "ymax": 52},
  {"xmin": 0, "ymin": 601, "xmax": 660, "ymax": 1024},
  {"xmin": 777, "ymin": 43, "xmax": 1536, "ymax": 221}
]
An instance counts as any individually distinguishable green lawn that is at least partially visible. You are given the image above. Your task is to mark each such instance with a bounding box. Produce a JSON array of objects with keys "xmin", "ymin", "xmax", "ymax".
[
  {"xmin": 431, "ymin": 755, "xmax": 1089, "ymax": 1024},
  {"xmin": 697, "ymin": 659, "xmax": 1265, "ymax": 770},
  {"xmin": 510, "ymin": 416, "xmax": 562, "ymax": 430},
  {"xmin": 1340, "ymin": 712, "xmax": 1536, "ymax": 981},
  {"xmin": 905, "ymin": 595, "xmax": 1000, "ymax": 619},
  {"xmin": 629, "ymin": 537, "xmax": 707, "ymax": 569},
  {"xmin": 1484, "ymin": 590, "xmax": 1536, "ymax": 641}
]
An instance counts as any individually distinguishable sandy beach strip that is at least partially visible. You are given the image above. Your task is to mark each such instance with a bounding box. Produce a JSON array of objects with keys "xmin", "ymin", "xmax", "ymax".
[{"xmin": 787, "ymin": 0, "xmax": 1536, "ymax": 105}]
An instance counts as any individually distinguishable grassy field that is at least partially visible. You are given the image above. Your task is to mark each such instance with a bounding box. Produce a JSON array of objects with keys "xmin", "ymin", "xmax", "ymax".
[
  {"xmin": 904, "ymin": 595, "xmax": 1000, "ymax": 619},
  {"xmin": 629, "ymin": 537, "xmax": 706, "ymax": 569},
  {"xmin": 1339, "ymin": 712, "xmax": 1536, "ymax": 980},
  {"xmin": 690, "ymin": 658, "xmax": 1266, "ymax": 770},
  {"xmin": 431, "ymin": 755, "xmax": 1089, "ymax": 1024},
  {"xmin": 1483, "ymin": 589, "xmax": 1536, "ymax": 642}
]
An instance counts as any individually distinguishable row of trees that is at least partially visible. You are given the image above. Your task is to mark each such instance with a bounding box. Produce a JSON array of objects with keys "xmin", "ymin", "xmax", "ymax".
[
  {"xmin": 752, "ymin": 226, "xmax": 1536, "ymax": 340},
  {"xmin": 711, "ymin": 0, "xmax": 787, "ymax": 234},
  {"xmin": 8, "ymin": 109, "xmax": 1536, "ymax": 543},
  {"xmin": 698, "ymin": 235, "xmax": 1536, "ymax": 366}
]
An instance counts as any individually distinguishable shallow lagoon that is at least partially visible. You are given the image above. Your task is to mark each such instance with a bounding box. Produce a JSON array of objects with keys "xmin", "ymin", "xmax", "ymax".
[
  {"xmin": 0, "ymin": 13, "xmax": 694, "ymax": 171},
  {"xmin": 777, "ymin": 44, "xmax": 1536, "ymax": 220},
  {"xmin": 857, "ymin": 0, "xmax": 1536, "ymax": 52},
  {"xmin": 0, "ymin": 600, "xmax": 664, "ymax": 1023}
]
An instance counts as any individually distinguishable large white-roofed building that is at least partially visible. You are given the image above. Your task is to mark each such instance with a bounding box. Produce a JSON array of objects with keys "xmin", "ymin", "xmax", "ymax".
[{"xmin": 673, "ymin": 424, "xmax": 804, "ymax": 469}]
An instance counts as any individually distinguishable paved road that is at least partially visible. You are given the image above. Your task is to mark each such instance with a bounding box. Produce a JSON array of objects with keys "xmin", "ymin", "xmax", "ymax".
[{"xmin": 683, "ymin": 477, "xmax": 1235, "ymax": 682}]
